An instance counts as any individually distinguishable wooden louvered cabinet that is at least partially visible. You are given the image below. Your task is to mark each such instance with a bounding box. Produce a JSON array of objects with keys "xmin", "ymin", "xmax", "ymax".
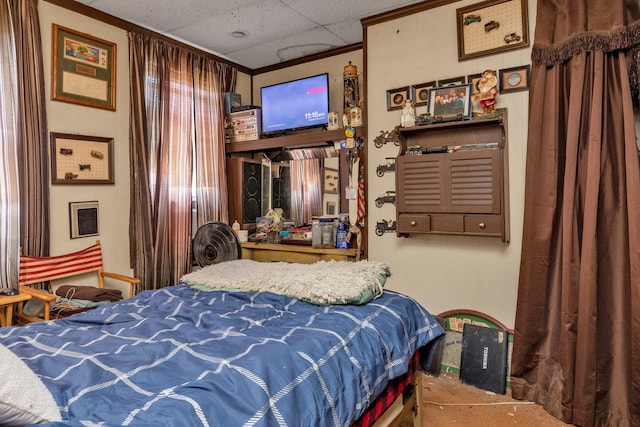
[{"xmin": 395, "ymin": 111, "xmax": 509, "ymax": 241}]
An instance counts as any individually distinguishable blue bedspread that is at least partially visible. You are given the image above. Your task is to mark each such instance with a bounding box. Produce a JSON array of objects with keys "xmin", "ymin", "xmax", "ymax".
[{"xmin": 0, "ymin": 285, "xmax": 444, "ymax": 426}]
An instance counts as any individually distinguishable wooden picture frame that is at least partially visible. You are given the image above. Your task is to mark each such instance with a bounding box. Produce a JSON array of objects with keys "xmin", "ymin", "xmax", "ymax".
[
  {"xmin": 411, "ymin": 81, "xmax": 436, "ymax": 107},
  {"xmin": 69, "ymin": 201, "xmax": 99, "ymax": 239},
  {"xmin": 52, "ymin": 24, "xmax": 116, "ymax": 110},
  {"xmin": 324, "ymin": 167, "xmax": 339, "ymax": 194},
  {"xmin": 499, "ymin": 64, "xmax": 530, "ymax": 93},
  {"xmin": 467, "ymin": 73, "xmax": 483, "ymax": 95},
  {"xmin": 325, "ymin": 201, "xmax": 337, "ymax": 216},
  {"xmin": 438, "ymin": 76, "xmax": 465, "ymax": 87},
  {"xmin": 456, "ymin": 0, "xmax": 529, "ymax": 61},
  {"xmin": 428, "ymin": 84, "xmax": 472, "ymax": 120},
  {"xmin": 51, "ymin": 133, "xmax": 114, "ymax": 185},
  {"xmin": 386, "ymin": 86, "xmax": 410, "ymax": 111}
]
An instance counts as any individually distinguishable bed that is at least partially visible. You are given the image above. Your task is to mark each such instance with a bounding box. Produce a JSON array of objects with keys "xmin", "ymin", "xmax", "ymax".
[{"xmin": 0, "ymin": 260, "xmax": 444, "ymax": 426}]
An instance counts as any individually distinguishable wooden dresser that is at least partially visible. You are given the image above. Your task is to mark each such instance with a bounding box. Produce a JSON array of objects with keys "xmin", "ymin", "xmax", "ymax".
[{"xmin": 241, "ymin": 242, "xmax": 358, "ymax": 263}]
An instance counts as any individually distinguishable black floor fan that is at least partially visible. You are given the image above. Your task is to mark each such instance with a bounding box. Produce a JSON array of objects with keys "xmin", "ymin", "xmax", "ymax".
[{"xmin": 192, "ymin": 221, "xmax": 242, "ymax": 268}]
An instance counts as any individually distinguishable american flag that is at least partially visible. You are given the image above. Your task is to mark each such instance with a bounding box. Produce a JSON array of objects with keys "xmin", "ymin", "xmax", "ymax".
[{"xmin": 357, "ymin": 165, "xmax": 366, "ymax": 226}]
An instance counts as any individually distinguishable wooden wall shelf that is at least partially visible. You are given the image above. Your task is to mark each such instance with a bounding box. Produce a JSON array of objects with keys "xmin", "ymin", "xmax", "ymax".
[
  {"xmin": 225, "ymin": 126, "xmax": 364, "ymax": 153},
  {"xmin": 395, "ymin": 111, "xmax": 509, "ymax": 241}
]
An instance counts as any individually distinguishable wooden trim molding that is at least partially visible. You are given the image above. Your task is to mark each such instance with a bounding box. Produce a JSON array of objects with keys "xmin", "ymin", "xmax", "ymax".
[
  {"xmin": 252, "ymin": 43, "xmax": 363, "ymax": 75},
  {"xmin": 361, "ymin": 0, "xmax": 462, "ymax": 28}
]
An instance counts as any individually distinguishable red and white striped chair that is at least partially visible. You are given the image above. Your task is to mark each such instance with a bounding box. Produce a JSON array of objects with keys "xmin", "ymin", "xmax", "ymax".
[{"xmin": 17, "ymin": 240, "xmax": 140, "ymax": 323}]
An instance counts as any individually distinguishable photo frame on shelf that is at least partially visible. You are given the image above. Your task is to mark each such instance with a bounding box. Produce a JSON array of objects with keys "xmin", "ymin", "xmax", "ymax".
[
  {"xmin": 51, "ymin": 132, "xmax": 114, "ymax": 185},
  {"xmin": 69, "ymin": 201, "xmax": 99, "ymax": 239},
  {"xmin": 499, "ymin": 64, "xmax": 530, "ymax": 93},
  {"xmin": 456, "ymin": 0, "xmax": 529, "ymax": 61},
  {"xmin": 325, "ymin": 201, "xmax": 337, "ymax": 216},
  {"xmin": 467, "ymin": 73, "xmax": 483, "ymax": 95},
  {"xmin": 411, "ymin": 81, "xmax": 436, "ymax": 107},
  {"xmin": 52, "ymin": 24, "xmax": 116, "ymax": 110},
  {"xmin": 324, "ymin": 167, "xmax": 339, "ymax": 194},
  {"xmin": 438, "ymin": 76, "xmax": 465, "ymax": 87},
  {"xmin": 386, "ymin": 86, "xmax": 410, "ymax": 111},
  {"xmin": 428, "ymin": 84, "xmax": 472, "ymax": 120}
]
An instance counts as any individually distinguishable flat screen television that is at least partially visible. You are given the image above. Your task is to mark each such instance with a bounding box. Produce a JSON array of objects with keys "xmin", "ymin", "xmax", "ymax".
[{"xmin": 260, "ymin": 73, "xmax": 329, "ymax": 135}]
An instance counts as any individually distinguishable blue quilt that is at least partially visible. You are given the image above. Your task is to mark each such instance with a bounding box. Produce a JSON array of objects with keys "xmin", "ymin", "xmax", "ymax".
[{"xmin": 0, "ymin": 285, "xmax": 444, "ymax": 427}]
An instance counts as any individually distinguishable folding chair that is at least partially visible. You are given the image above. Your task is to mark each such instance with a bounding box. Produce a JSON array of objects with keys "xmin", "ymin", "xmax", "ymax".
[{"xmin": 17, "ymin": 240, "xmax": 140, "ymax": 323}]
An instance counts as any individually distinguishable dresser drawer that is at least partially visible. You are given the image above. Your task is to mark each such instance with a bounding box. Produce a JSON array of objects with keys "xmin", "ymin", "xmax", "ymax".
[
  {"xmin": 398, "ymin": 214, "xmax": 431, "ymax": 233},
  {"xmin": 463, "ymin": 215, "xmax": 502, "ymax": 235}
]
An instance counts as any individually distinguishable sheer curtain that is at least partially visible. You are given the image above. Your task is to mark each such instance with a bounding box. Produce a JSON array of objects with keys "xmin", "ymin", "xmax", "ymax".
[
  {"xmin": 193, "ymin": 57, "xmax": 230, "ymax": 225},
  {"xmin": 511, "ymin": 1, "xmax": 640, "ymax": 426},
  {"xmin": 289, "ymin": 159, "xmax": 323, "ymax": 224},
  {"xmin": 129, "ymin": 33, "xmax": 234, "ymax": 290},
  {"xmin": 0, "ymin": 0, "xmax": 20, "ymax": 289},
  {"xmin": 0, "ymin": 0, "xmax": 48, "ymax": 289}
]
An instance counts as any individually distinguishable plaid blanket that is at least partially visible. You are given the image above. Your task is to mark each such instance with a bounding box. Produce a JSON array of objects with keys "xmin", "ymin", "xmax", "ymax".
[{"xmin": 0, "ymin": 285, "xmax": 444, "ymax": 426}]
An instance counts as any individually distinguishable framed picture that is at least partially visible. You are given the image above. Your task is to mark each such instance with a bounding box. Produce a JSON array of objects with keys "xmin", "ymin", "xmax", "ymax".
[
  {"xmin": 456, "ymin": 0, "xmax": 529, "ymax": 61},
  {"xmin": 325, "ymin": 201, "xmax": 337, "ymax": 216},
  {"xmin": 438, "ymin": 76, "xmax": 465, "ymax": 87},
  {"xmin": 428, "ymin": 84, "xmax": 472, "ymax": 119},
  {"xmin": 69, "ymin": 201, "xmax": 99, "ymax": 239},
  {"xmin": 467, "ymin": 73, "xmax": 483, "ymax": 95},
  {"xmin": 50, "ymin": 132, "xmax": 114, "ymax": 185},
  {"xmin": 499, "ymin": 64, "xmax": 530, "ymax": 93},
  {"xmin": 411, "ymin": 81, "xmax": 436, "ymax": 107},
  {"xmin": 386, "ymin": 86, "xmax": 410, "ymax": 111},
  {"xmin": 51, "ymin": 24, "xmax": 116, "ymax": 110},
  {"xmin": 324, "ymin": 167, "xmax": 339, "ymax": 194}
]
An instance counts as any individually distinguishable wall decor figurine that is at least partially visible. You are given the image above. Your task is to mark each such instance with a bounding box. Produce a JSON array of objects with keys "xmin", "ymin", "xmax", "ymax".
[
  {"xmin": 374, "ymin": 126, "xmax": 401, "ymax": 148},
  {"xmin": 343, "ymin": 61, "xmax": 360, "ymax": 115},
  {"xmin": 376, "ymin": 158, "xmax": 396, "ymax": 177},
  {"xmin": 471, "ymin": 69, "xmax": 499, "ymax": 116},
  {"xmin": 375, "ymin": 191, "xmax": 396, "ymax": 208},
  {"xmin": 375, "ymin": 219, "xmax": 397, "ymax": 236},
  {"xmin": 400, "ymin": 99, "xmax": 416, "ymax": 128}
]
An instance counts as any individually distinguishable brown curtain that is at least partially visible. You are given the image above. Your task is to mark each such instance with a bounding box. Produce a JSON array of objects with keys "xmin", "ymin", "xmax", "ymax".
[
  {"xmin": 289, "ymin": 159, "xmax": 323, "ymax": 223},
  {"xmin": 511, "ymin": 2, "xmax": 640, "ymax": 426},
  {"xmin": 129, "ymin": 33, "xmax": 235, "ymax": 290},
  {"xmin": 12, "ymin": 0, "xmax": 49, "ymax": 258}
]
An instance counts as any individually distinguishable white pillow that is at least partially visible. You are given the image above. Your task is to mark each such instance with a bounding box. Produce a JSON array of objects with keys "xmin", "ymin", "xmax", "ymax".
[
  {"xmin": 182, "ymin": 259, "xmax": 389, "ymax": 305},
  {"xmin": 0, "ymin": 343, "xmax": 61, "ymax": 425}
]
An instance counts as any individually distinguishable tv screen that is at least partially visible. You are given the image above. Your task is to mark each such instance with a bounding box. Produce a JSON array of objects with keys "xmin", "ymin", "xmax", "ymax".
[{"xmin": 260, "ymin": 73, "xmax": 329, "ymax": 135}]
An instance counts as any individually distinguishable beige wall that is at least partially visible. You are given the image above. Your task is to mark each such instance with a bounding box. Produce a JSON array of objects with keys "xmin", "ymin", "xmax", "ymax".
[
  {"xmin": 39, "ymin": 2, "xmax": 132, "ymax": 294},
  {"xmin": 366, "ymin": 0, "xmax": 536, "ymax": 328}
]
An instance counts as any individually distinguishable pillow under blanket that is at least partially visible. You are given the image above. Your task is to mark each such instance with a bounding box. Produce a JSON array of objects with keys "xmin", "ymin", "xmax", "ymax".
[{"xmin": 180, "ymin": 259, "xmax": 390, "ymax": 305}]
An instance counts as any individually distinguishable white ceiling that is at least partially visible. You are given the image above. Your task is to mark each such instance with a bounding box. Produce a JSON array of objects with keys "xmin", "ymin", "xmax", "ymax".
[{"xmin": 74, "ymin": 0, "xmax": 426, "ymax": 70}]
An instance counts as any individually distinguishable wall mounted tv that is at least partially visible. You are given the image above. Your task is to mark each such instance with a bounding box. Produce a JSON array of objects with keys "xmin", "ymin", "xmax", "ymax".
[{"xmin": 260, "ymin": 73, "xmax": 329, "ymax": 135}]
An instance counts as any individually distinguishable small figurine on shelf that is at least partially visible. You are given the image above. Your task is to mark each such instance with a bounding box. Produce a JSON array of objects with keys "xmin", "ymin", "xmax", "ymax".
[
  {"xmin": 472, "ymin": 69, "xmax": 499, "ymax": 116},
  {"xmin": 400, "ymin": 98, "xmax": 416, "ymax": 128},
  {"xmin": 350, "ymin": 105, "xmax": 363, "ymax": 126}
]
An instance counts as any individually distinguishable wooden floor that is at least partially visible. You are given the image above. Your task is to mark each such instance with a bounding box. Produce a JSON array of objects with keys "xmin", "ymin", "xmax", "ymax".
[{"xmin": 418, "ymin": 372, "xmax": 571, "ymax": 426}]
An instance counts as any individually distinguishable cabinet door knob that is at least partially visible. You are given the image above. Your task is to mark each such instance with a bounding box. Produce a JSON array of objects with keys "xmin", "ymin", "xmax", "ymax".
[
  {"xmin": 410, "ymin": 221, "xmax": 417, "ymax": 226},
  {"xmin": 479, "ymin": 222, "xmax": 486, "ymax": 229}
]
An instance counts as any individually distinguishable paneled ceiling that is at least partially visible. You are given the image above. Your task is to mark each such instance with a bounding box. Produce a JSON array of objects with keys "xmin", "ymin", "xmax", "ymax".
[{"xmin": 74, "ymin": 0, "xmax": 427, "ymax": 70}]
